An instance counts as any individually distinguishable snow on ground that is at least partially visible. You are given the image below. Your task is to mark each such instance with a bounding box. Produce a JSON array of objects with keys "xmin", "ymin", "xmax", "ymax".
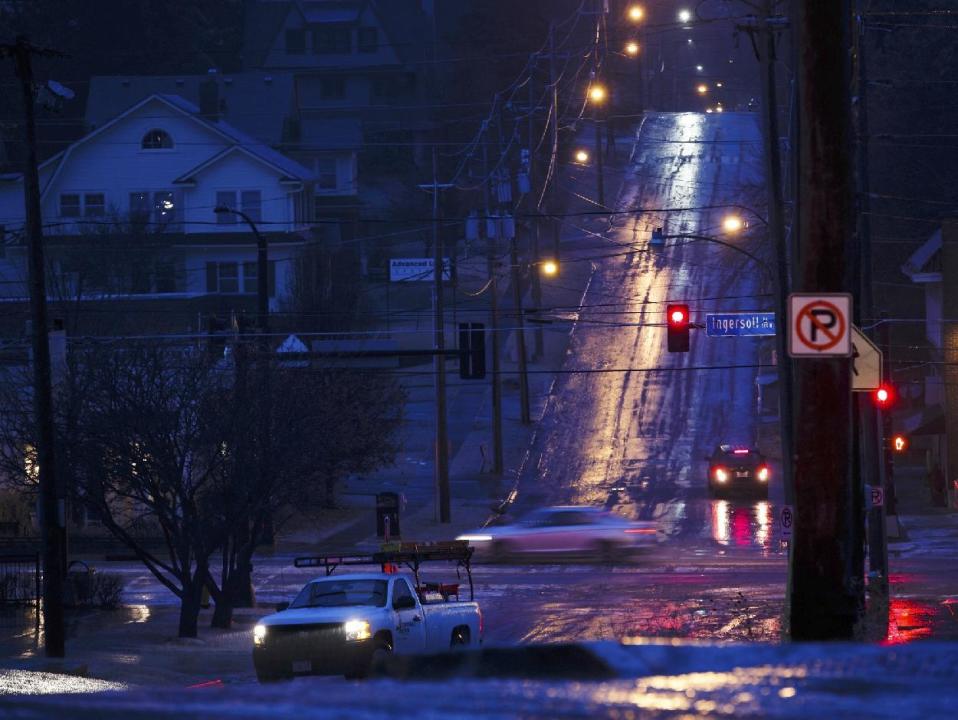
[{"xmin": 2, "ymin": 641, "xmax": 957, "ymax": 719}]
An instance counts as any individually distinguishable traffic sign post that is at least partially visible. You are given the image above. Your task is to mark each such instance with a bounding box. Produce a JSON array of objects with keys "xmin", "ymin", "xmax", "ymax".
[
  {"xmin": 788, "ymin": 293, "xmax": 853, "ymax": 358},
  {"xmin": 851, "ymin": 325, "xmax": 882, "ymax": 391}
]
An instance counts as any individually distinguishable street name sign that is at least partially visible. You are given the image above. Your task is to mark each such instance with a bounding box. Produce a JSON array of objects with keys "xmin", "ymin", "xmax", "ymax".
[
  {"xmin": 706, "ymin": 312, "xmax": 776, "ymax": 337},
  {"xmin": 389, "ymin": 258, "xmax": 451, "ymax": 282},
  {"xmin": 851, "ymin": 325, "xmax": 883, "ymax": 392},
  {"xmin": 787, "ymin": 293, "xmax": 853, "ymax": 358}
]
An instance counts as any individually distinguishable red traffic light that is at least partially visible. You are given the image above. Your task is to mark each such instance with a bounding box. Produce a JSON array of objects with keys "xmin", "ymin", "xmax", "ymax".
[
  {"xmin": 666, "ymin": 304, "xmax": 690, "ymax": 353},
  {"xmin": 874, "ymin": 384, "xmax": 894, "ymax": 407}
]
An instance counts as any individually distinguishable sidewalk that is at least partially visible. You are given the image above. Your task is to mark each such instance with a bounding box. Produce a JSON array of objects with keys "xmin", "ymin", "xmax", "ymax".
[{"xmin": 888, "ymin": 463, "xmax": 958, "ymax": 556}]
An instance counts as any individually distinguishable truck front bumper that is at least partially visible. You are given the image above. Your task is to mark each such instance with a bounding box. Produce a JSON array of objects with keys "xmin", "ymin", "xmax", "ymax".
[{"xmin": 253, "ymin": 625, "xmax": 375, "ymax": 677}]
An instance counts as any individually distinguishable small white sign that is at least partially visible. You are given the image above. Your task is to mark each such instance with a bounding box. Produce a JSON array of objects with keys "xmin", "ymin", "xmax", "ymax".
[
  {"xmin": 867, "ymin": 485, "xmax": 885, "ymax": 508},
  {"xmin": 788, "ymin": 293, "xmax": 853, "ymax": 358},
  {"xmin": 779, "ymin": 505, "xmax": 794, "ymax": 539},
  {"xmin": 389, "ymin": 258, "xmax": 451, "ymax": 282},
  {"xmin": 851, "ymin": 325, "xmax": 883, "ymax": 392}
]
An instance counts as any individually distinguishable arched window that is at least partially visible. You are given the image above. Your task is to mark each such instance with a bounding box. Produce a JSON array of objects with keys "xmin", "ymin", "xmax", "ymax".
[{"xmin": 141, "ymin": 129, "xmax": 173, "ymax": 150}]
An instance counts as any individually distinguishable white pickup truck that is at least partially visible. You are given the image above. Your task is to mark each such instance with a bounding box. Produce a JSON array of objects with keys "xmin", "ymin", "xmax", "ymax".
[{"xmin": 252, "ymin": 544, "xmax": 482, "ymax": 681}]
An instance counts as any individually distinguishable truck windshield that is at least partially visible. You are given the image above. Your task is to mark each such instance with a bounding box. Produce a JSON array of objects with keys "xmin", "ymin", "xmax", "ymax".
[{"xmin": 289, "ymin": 579, "xmax": 388, "ymax": 609}]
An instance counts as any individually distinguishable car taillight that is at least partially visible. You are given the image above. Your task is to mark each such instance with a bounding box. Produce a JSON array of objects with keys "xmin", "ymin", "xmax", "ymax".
[
  {"xmin": 713, "ymin": 466, "xmax": 729, "ymax": 483},
  {"xmin": 757, "ymin": 465, "xmax": 770, "ymax": 482}
]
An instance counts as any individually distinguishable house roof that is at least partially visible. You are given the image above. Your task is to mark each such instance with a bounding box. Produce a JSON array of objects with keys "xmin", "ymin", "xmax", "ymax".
[
  {"xmin": 21, "ymin": 94, "xmax": 315, "ymax": 199},
  {"xmin": 902, "ymin": 228, "xmax": 942, "ymax": 283},
  {"xmin": 86, "ymin": 73, "xmax": 296, "ymax": 145}
]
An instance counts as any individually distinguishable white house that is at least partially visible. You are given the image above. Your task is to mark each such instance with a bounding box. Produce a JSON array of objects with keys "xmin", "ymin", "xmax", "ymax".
[{"xmin": 0, "ymin": 93, "xmax": 315, "ymax": 324}]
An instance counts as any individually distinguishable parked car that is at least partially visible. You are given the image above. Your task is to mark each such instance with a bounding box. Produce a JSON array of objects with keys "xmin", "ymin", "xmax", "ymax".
[{"xmin": 457, "ymin": 506, "xmax": 657, "ymax": 560}]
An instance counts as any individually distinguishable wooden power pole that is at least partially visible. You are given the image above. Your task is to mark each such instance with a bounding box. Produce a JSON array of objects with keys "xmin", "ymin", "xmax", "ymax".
[
  {"xmin": 1, "ymin": 36, "xmax": 67, "ymax": 658},
  {"xmin": 788, "ymin": 1, "xmax": 864, "ymax": 640}
]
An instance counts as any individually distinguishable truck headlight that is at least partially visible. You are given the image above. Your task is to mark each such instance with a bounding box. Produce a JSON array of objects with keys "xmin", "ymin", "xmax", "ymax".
[
  {"xmin": 344, "ymin": 619, "xmax": 371, "ymax": 642},
  {"xmin": 253, "ymin": 624, "xmax": 267, "ymax": 646}
]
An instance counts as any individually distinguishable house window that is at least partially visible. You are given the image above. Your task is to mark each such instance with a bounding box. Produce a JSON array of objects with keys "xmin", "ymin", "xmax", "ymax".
[
  {"xmin": 217, "ymin": 262, "xmax": 239, "ymax": 293},
  {"xmin": 129, "ymin": 192, "xmax": 151, "ymax": 224},
  {"xmin": 84, "ymin": 193, "xmax": 106, "ymax": 217},
  {"xmin": 241, "ymin": 190, "xmax": 262, "ymax": 222},
  {"xmin": 242, "ymin": 260, "xmax": 277, "ymax": 297},
  {"xmin": 313, "ymin": 25, "xmax": 351, "ymax": 54},
  {"xmin": 285, "ymin": 28, "xmax": 306, "ymax": 54},
  {"xmin": 141, "ymin": 129, "xmax": 173, "ymax": 149},
  {"xmin": 358, "ymin": 27, "xmax": 377, "ymax": 53},
  {"xmin": 153, "ymin": 191, "xmax": 177, "ymax": 226},
  {"xmin": 216, "ymin": 191, "xmax": 237, "ymax": 223},
  {"xmin": 321, "ymin": 77, "xmax": 346, "ymax": 99},
  {"xmin": 130, "ymin": 191, "xmax": 178, "ymax": 227},
  {"xmin": 316, "ymin": 158, "xmax": 338, "ymax": 190},
  {"xmin": 59, "ymin": 194, "xmax": 81, "ymax": 217}
]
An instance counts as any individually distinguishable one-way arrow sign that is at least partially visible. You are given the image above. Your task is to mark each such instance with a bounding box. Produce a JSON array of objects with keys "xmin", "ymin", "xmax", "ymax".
[{"xmin": 851, "ymin": 325, "xmax": 882, "ymax": 392}]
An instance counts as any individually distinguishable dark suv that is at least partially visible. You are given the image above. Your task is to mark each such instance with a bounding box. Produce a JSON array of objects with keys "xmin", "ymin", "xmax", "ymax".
[{"xmin": 707, "ymin": 445, "xmax": 770, "ymax": 498}]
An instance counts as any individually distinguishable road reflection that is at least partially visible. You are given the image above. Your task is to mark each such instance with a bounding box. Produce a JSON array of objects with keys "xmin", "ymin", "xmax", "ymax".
[{"xmin": 710, "ymin": 500, "xmax": 774, "ymax": 552}]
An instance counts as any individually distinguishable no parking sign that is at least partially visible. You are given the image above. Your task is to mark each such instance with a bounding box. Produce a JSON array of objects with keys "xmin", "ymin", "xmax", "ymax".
[{"xmin": 788, "ymin": 294, "xmax": 853, "ymax": 358}]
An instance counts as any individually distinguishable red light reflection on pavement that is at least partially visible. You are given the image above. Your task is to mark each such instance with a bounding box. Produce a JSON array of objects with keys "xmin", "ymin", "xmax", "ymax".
[{"xmin": 884, "ymin": 599, "xmax": 935, "ymax": 645}]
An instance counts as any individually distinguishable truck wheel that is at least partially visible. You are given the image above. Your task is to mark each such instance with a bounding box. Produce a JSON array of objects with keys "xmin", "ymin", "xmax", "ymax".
[
  {"xmin": 345, "ymin": 638, "xmax": 392, "ymax": 680},
  {"xmin": 450, "ymin": 626, "xmax": 470, "ymax": 649}
]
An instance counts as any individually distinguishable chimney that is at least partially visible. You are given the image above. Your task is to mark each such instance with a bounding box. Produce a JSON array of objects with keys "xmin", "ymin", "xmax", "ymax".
[{"xmin": 199, "ymin": 78, "xmax": 219, "ymax": 122}]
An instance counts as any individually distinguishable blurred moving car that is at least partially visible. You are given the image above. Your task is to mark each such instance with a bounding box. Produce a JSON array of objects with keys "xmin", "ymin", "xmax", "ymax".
[
  {"xmin": 457, "ymin": 506, "xmax": 656, "ymax": 560},
  {"xmin": 707, "ymin": 444, "xmax": 770, "ymax": 499}
]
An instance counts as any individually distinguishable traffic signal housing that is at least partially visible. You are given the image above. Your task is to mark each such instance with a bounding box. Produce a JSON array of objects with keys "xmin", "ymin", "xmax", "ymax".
[{"xmin": 666, "ymin": 304, "xmax": 690, "ymax": 353}]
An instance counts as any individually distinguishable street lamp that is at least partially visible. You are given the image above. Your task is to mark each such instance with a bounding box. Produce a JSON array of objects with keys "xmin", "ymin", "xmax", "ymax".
[
  {"xmin": 625, "ymin": 41, "xmax": 639, "ymax": 57},
  {"xmin": 589, "ymin": 84, "xmax": 607, "ymax": 103},
  {"xmin": 678, "ymin": 9, "xmax": 692, "ymax": 24},
  {"xmin": 628, "ymin": 5, "xmax": 645, "ymax": 21},
  {"xmin": 722, "ymin": 215, "xmax": 746, "ymax": 233},
  {"xmin": 214, "ymin": 205, "xmax": 268, "ymax": 330},
  {"xmin": 574, "ymin": 149, "xmax": 590, "ymax": 164},
  {"xmin": 697, "ymin": 84, "xmax": 709, "ymax": 95},
  {"xmin": 540, "ymin": 259, "xmax": 559, "ymax": 277},
  {"xmin": 696, "ymin": 64, "xmax": 704, "ymax": 72}
]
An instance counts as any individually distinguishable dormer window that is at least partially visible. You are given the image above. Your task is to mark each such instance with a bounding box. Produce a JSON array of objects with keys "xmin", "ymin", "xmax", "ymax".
[{"xmin": 141, "ymin": 129, "xmax": 173, "ymax": 150}]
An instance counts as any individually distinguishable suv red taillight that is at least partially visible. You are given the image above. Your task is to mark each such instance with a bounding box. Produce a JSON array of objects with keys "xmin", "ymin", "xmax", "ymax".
[{"xmin": 712, "ymin": 466, "xmax": 729, "ymax": 483}]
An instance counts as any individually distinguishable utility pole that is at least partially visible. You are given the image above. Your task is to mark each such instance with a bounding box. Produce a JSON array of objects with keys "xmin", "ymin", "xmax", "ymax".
[
  {"xmin": 528, "ymin": 64, "xmax": 544, "ymax": 360},
  {"xmin": 482, "ymin": 127, "xmax": 504, "ymax": 475},
  {"xmin": 851, "ymin": 0, "xmax": 887, "ymax": 638},
  {"xmin": 2, "ymin": 36, "xmax": 66, "ymax": 658},
  {"xmin": 497, "ymin": 104, "xmax": 531, "ymax": 426},
  {"xmin": 421, "ymin": 149, "xmax": 454, "ymax": 522},
  {"xmin": 549, "ymin": 22, "xmax": 562, "ymax": 263},
  {"xmin": 753, "ymin": 2, "xmax": 796, "ymax": 509},
  {"xmin": 789, "ymin": 1, "xmax": 863, "ymax": 640},
  {"xmin": 593, "ymin": 0, "xmax": 605, "ymax": 207}
]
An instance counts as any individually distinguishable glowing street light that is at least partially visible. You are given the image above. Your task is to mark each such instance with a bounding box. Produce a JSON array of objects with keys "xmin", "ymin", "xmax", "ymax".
[
  {"xmin": 575, "ymin": 149, "xmax": 590, "ymax": 164},
  {"xmin": 678, "ymin": 9, "xmax": 692, "ymax": 24},
  {"xmin": 696, "ymin": 64, "xmax": 704, "ymax": 72},
  {"xmin": 722, "ymin": 215, "xmax": 745, "ymax": 233},
  {"xmin": 628, "ymin": 5, "xmax": 645, "ymax": 21},
  {"xmin": 716, "ymin": 82, "xmax": 724, "ymax": 88},
  {"xmin": 625, "ymin": 41, "xmax": 639, "ymax": 56},
  {"xmin": 540, "ymin": 260, "xmax": 559, "ymax": 277},
  {"xmin": 697, "ymin": 83, "xmax": 709, "ymax": 94},
  {"xmin": 589, "ymin": 84, "xmax": 607, "ymax": 103}
]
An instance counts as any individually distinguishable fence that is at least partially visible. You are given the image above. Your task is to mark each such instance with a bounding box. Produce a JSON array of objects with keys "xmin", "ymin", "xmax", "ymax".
[{"xmin": 0, "ymin": 553, "xmax": 41, "ymax": 635}]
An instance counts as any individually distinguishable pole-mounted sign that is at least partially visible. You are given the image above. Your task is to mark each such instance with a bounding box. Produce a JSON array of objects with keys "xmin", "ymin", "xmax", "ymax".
[{"xmin": 787, "ymin": 293, "xmax": 853, "ymax": 358}]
